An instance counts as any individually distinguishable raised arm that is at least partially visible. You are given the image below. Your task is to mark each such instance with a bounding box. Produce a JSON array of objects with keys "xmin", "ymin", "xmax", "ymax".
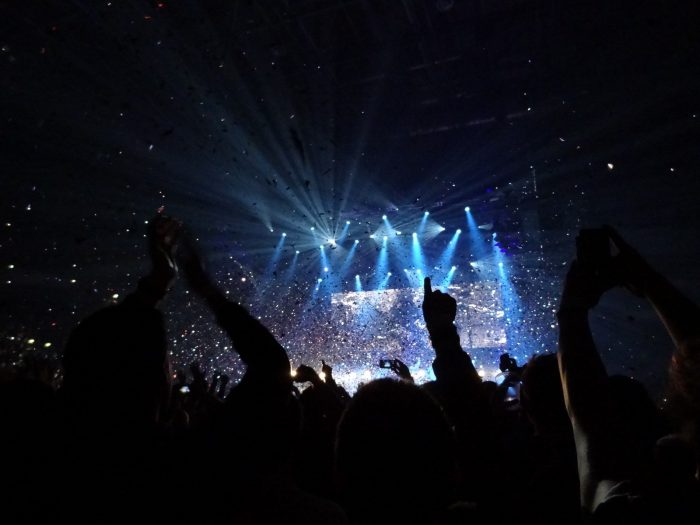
[
  {"xmin": 556, "ymin": 258, "xmax": 617, "ymax": 512},
  {"xmin": 62, "ymin": 215, "xmax": 179, "ymax": 425},
  {"xmin": 607, "ymin": 226, "xmax": 700, "ymax": 347},
  {"xmin": 556, "ymin": 261, "xmax": 611, "ymax": 431},
  {"xmin": 608, "ymin": 227, "xmax": 700, "ymax": 467},
  {"xmin": 422, "ymin": 277, "xmax": 479, "ymax": 386},
  {"xmin": 125, "ymin": 214, "xmax": 181, "ymax": 308},
  {"xmin": 178, "ymin": 235, "xmax": 290, "ymax": 391}
]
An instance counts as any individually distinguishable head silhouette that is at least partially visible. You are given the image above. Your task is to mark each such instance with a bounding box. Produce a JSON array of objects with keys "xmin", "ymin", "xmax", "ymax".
[
  {"xmin": 61, "ymin": 304, "xmax": 169, "ymax": 427},
  {"xmin": 521, "ymin": 353, "xmax": 570, "ymax": 434},
  {"xmin": 335, "ymin": 378, "xmax": 457, "ymax": 525}
]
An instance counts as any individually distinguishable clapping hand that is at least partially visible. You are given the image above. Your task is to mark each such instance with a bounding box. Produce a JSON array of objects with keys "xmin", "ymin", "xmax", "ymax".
[{"xmin": 147, "ymin": 214, "xmax": 182, "ymax": 286}]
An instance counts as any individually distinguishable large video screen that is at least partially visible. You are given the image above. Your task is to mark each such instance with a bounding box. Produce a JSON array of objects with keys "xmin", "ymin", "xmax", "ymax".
[{"xmin": 291, "ymin": 281, "xmax": 507, "ymax": 391}]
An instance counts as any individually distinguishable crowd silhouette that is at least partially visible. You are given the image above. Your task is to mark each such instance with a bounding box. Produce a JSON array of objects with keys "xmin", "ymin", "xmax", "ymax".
[{"xmin": 2, "ymin": 216, "xmax": 699, "ymax": 524}]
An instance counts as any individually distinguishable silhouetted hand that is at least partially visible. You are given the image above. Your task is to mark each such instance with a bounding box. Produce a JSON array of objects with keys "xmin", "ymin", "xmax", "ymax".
[
  {"xmin": 606, "ymin": 226, "xmax": 656, "ymax": 297},
  {"xmin": 217, "ymin": 374, "xmax": 230, "ymax": 399},
  {"xmin": 147, "ymin": 214, "xmax": 181, "ymax": 286},
  {"xmin": 560, "ymin": 259, "xmax": 614, "ymax": 313},
  {"xmin": 174, "ymin": 368, "xmax": 187, "ymax": 388},
  {"xmin": 178, "ymin": 233, "xmax": 217, "ymax": 298},
  {"xmin": 389, "ymin": 359, "xmax": 413, "ymax": 382},
  {"xmin": 208, "ymin": 370, "xmax": 222, "ymax": 395},
  {"xmin": 189, "ymin": 362, "xmax": 209, "ymax": 396},
  {"xmin": 321, "ymin": 359, "xmax": 333, "ymax": 380},
  {"xmin": 422, "ymin": 277, "xmax": 457, "ymax": 332},
  {"xmin": 294, "ymin": 364, "xmax": 321, "ymax": 384},
  {"xmin": 498, "ymin": 353, "xmax": 519, "ymax": 373}
]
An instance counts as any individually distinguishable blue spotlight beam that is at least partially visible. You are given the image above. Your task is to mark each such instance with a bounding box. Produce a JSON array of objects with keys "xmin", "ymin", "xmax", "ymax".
[
  {"xmin": 466, "ymin": 208, "xmax": 488, "ymax": 263},
  {"xmin": 284, "ymin": 250, "xmax": 299, "ymax": 282},
  {"xmin": 258, "ymin": 233, "xmax": 288, "ymax": 299},
  {"xmin": 354, "ymin": 274, "xmax": 363, "ymax": 292},
  {"xmin": 378, "ymin": 271, "xmax": 392, "ymax": 290},
  {"xmin": 440, "ymin": 265, "xmax": 457, "ymax": 289},
  {"xmin": 411, "ymin": 232, "xmax": 426, "ymax": 275},
  {"xmin": 337, "ymin": 221, "xmax": 351, "ymax": 243},
  {"xmin": 436, "ymin": 229, "xmax": 461, "ymax": 275},
  {"xmin": 492, "ymin": 237, "xmax": 531, "ymax": 360},
  {"xmin": 339, "ymin": 239, "xmax": 360, "ymax": 278},
  {"xmin": 418, "ymin": 211, "xmax": 429, "ymax": 234},
  {"xmin": 265, "ymin": 233, "xmax": 286, "ymax": 273},
  {"xmin": 319, "ymin": 244, "xmax": 330, "ymax": 274},
  {"xmin": 374, "ymin": 236, "xmax": 389, "ymax": 288}
]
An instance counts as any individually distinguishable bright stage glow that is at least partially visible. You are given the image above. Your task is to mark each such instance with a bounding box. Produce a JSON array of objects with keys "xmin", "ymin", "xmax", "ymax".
[
  {"xmin": 354, "ymin": 239, "xmax": 359, "ymax": 244},
  {"xmin": 282, "ymin": 232, "xmax": 287, "ymax": 237},
  {"xmin": 326, "ymin": 283, "xmax": 507, "ymax": 390},
  {"xmin": 382, "ymin": 214, "xmax": 387, "ymax": 220},
  {"xmin": 465, "ymin": 206, "xmax": 470, "ymax": 212}
]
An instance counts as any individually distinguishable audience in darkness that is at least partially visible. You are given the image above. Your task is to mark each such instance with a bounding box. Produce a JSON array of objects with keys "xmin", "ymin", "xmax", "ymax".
[{"xmin": 1, "ymin": 216, "xmax": 699, "ymax": 524}]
